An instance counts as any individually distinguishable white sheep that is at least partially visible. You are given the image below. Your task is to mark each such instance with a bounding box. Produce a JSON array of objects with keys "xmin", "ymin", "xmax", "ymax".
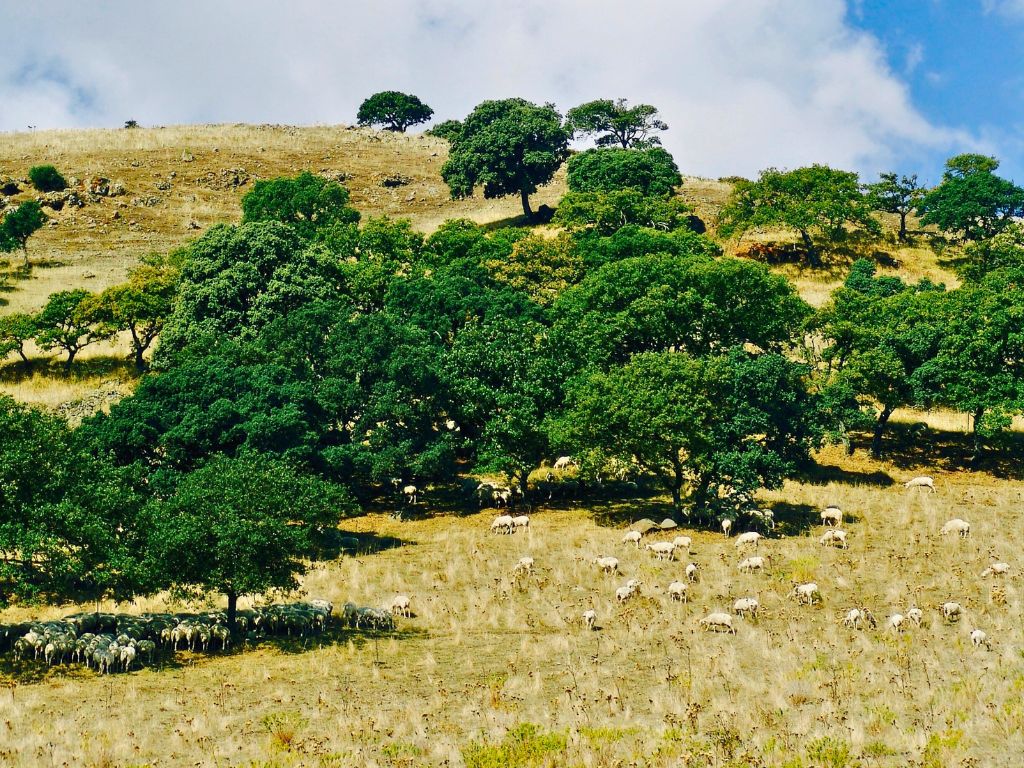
[
  {"xmin": 120, "ymin": 644, "xmax": 136, "ymax": 672},
  {"xmin": 699, "ymin": 612, "xmax": 736, "ymax": 634},
  {"xmin": 622, "ymin": 530, "xmax": 642, "ymax": 548},
  {"xmin": 738, "ymin": 556, "xmax": 767, "ymax": 573},
  {"xmin": 907, "ymin": 606, "xmax": 924, "ymax": 627},
  {"xmin": 645, "ymin": 541, "xmax": 677, "ymax": 561},
  {"xmin": 941, "ymin": 601, "xmax": 962, "ymax": 622},
  {"xmin": 553, "ymin": 456, "xmax": 575, "ymax": 470},
  {"xmin": 819, "ymin": 529, "xmax": 849, "ymax": 549},
  {"xmin": 820, "ymin": 506, "xmax": 842, "ymax": 527},
  {"xmin": 842, "ymin": 607, "xmax": 876, "ymax": 629},
  {"xmin": 720, "ymin": 518, "xmax": 734, "ymax": 537},
  {"xmin": 511, "ymin": 514, "xmax": 530, "ymax": 532},
  {"xmin": 791, "ymin": 583, "xmax": 820, "ymax": 604},
  {"xmin": 403, "ymin": 484, "xmax": 418, "ymax": 504},
  {"xmin": 594, "ymin": 556, "xmax": 619, "ymax": 574},
  {"xmin": 492, "ymin": 487, "xmax": 512, "ymax": 507},
  {"xmin": 733, "ymin": 597, "xmax": 759, "ymax": 619},
  {"xmin": 667, "ymin": 580, "xmax": 689, "ymax": 602},
  {"xmin": 887, "ymin": 613, "xmax": 906, "ymax": 632},
  {"xmin": 905, "ymin": 475, "xmax": 935, "ymax": 491},
  {"xmin": 970, "ymin": 628, "xmax": 991, "ymax": 649},
  {"xmin": 981, "ymin": 562, "xmax": 1010, "ymax": 577},
  {"xmin": 939, "ymin": 518, "xmax": 970, "ymax": 538},
  {"xmin": 749, "ymin": 509, "xmax": 775, "ymax": 530},
  {"xmin": 685, "ymin": 562, "xmax": 700, "ymax": 583},
  {"xmin": 490, "ymin": 515, "xmax": 514, "ymax": 534},
  {"xmin": 671, "ymin": 535, "xmax": 692, "ymax": 553},
  {"xmin": 735, "ymin": 531, "xmax": 762, "ymax": 549},
  {"xmin": 512, "ymin": 557, "xmax": 535, "ymax": 577},
  {"xmin": 615, "ymin": 578, "xmax": 642, "ymax": 603},
  {"xmin": 582, "ymin": 609, "xmax": 597, "ymax": 630}
]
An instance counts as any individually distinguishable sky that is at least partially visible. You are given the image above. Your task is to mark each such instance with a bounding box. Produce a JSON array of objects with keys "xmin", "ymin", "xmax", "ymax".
[{"xmin": 1, "ymin": 1, "xmax": 1022, "ymax": 184}]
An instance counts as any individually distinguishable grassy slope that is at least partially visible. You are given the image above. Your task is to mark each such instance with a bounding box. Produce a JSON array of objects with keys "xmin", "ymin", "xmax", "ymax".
[{"xmin": 2, "ymin": 125, "xmax": 1016, "ymax": 768}]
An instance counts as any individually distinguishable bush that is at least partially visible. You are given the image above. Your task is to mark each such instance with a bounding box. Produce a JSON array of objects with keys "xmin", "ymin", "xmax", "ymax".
[
  {"xmin": 427, "ymin": 119, "xmax": 462, "ymax": 142},
  {"xmin": 28, "ymin": 165, "xmax": 67, "ymax": 192}
]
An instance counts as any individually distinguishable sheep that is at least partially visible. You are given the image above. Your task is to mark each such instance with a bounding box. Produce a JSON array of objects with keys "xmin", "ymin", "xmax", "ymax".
[
  {"xmin": 735, "ymin": 531, "xmax": 762, "ymax": 549},
  {"xmin": 511, "ymin": 515, "xmax": 530, "ymax": 532},
  {"xmin": 720, "ymin": 517, "xmax": 734, "ymax": 537},
  {"xmin": 819, "ymin": 529, "xmax": 849, "ymax": 549},
  {"xmin": 615, "ymin": 578, "xmax": 642, "ymax": 603},
  {"xmin": 941, "ymin": 601, "xmax": 962, "ymax": 622},
  {"xmin": 389, "ymin": 595, "xmax": 412, "ymax": 618},
  {"xmin": 492, "ymin": 487, "xmax": 512, "ymax": 507},
  {"xmin": 685, "ymin": 562, "xmax": 700, "ymax": 583},
  {"xmin": 970, "ymin": 628, "xmax": 991, "ymax": 650},
  {"xmin": 905, "ymin": 476, "xmax": 935, "ymax": 491},
  {"xmin": 981, "ymin": 562, "xmax": 1010, "ymax": 577},
  {"xmin": 120, "ymin": 644, "xmax": 136, "ymax": 672},
  {"xmin": 842, "ymin": 607, "xmax": 876, "ymax": 629},
  {"xmin": 582, "ymin": 609, "xmax": 597, "ymax": 630},
  {"xmin": 137, "ymin": 639, "xmax": 157, "ymax": 663},
  {"xmin": 939, "ymin": 518, "xmax": 970, "ymax": 538},
  {"xmin": 307, "ymin": 599, "xmax": 333, "ymax": 616},
  {"xmin": 512, "ymin": 557, "xmax": 535, "ymax": 577},
  {"xmin": 791, "ymin": 583, "xmax": 820, "ymax": 605},
  {"xmin": 667, "ymin": 581, "xmax": 689, "ymax": 602},
  {"xmin": 738, "ymin": 556, "xmax": 767, "ymax": 573},
  {"xmin": 490, "ymin": 515, "xmax": 514, "ymax": 535},
  {"xmin": 403, "ymin": 484, "xmax": 418, "ymax": 505},
  {"xmin": 622, "ymin": 530, "xmax": 642, "ymax": 548},
  {"xmin": 906, "ymin": 606, "xmax": 924, "ymax": 627},
  {"xmin": 749, "ymin": 508, "xmax": 775, "ymax": 530},
  {"xmin": 594, "ymin": 556, "xmax": 619, "ymax": 574},
  {"xmin": 671, "ymin": 535, "xmax": 692, "ymax": 553},
  {"xmin": 887, "ymin": 613, "xmax": 906, "ymax": 632},
  {"xmin": 645, "ymin": 541, "xmax": 677, "ymax": 561},
  {"xmin": 553, "ymin": 456, "xmax": 575, "ymax": 470},
  {"xmin": 699, "ymin": 612, "xmax": 736, "ymax": 634},
  {"xmin": 820, "ymin": 506, "xmax": 842, "ymax": 527},
  {"xmin": 733, "ymin": 597, "xmax": 759, "ymax": 619}
]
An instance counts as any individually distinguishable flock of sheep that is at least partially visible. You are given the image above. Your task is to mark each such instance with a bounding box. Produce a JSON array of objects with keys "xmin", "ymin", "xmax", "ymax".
[{"xmin": 490, "ymin": 474, "xmax": 1008, "ymax": 645}]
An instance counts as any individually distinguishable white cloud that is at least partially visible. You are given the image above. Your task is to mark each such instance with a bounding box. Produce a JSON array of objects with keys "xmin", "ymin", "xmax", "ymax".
[
  {"xmin": 0, "ymin": 0, "xmax": 975, "ymax": 178},
  {"xmin": 982, "ymin": 0, "xmax": 1024, "ymax": 17}
]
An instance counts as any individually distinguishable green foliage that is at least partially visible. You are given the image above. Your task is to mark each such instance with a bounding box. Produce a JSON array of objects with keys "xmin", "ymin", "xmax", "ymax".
[
  {"xmin": 866, "ymin": 172, "xmax": 924, "ymax": 240},
  {"xmin": 961, "ymin": 223, "xmax": 1024, "ymax": 279},
  {"xmin": 356, "ymin": 91, "xmax": 434, "ymax": 132},
  {"xmin": 719, "ymin": 165, "xmax": 880, "ymax": 266},
  {"xmin": 554, "ymin": 188, "xmax": 692, "ymax": 235},
  {"xmin": 241, "ymin": 172, "xmax": 360, "ymax": 240},
  {"xmin": 441, "ymin": 98, "xmax": 570, "ymax": 217},
  {"xmin": 462, "ymin": 723, "xmax": 567, "ymax": 768},
  {"xmin": 0, "ymin": 313, "xmax": 38, "ymax": 366},
  {"xmin": 0, "ymin": 200, "xmax": 47, "ymax": 261},
  {"xmin": 917, "ymin": 154, "xmax": 1024, "ymax": 242},
  {"xmin": 34, "ymin": 288, "xmax": 112, "ymax": 371},
  {"xmin": 28, "ymin": 164, "xmax": 67, "ymax": 192},
  {"xmin": 570, "ymin": 224, "xmax": 721, "ymax": 269},
  {"xmin": 567, "ymin": 147, "xmax": 682, "ymax": 196},
  {"xmin": 484, "ymin": 232, "xmax": 582, "ymax": 306},
  {"xmin": 426, "ymin": 119, "xmax": 462, "ymax": 142},
  {"xmin": 566, "ymin": 98, "xmax": 668, "ymax": 149}
]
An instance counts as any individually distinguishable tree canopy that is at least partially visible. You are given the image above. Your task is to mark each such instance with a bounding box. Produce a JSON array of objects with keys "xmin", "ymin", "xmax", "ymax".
[
  {"xmin": 917, "ymin": 154, "xmax": 1024, "ymax": 243},
  {"xmin": 566, "ymin": 147, "xmax": 682, "ymax": 197},
  {"xmin": 357, "ymin": 91, "xmax": 434, "ymax": 132},
  {"xmin": 566, "ymin": 99, "xmax": 669, "ymax": 149},
  {"xmin": 240, "ymin": 172, "xmax": 360, "ymax": 240},
  {"xmin": 867, "ymin": 172, "xmax": 924, "ymax": 241},
  {"xmin": 1, "ymin": 200, "xmax": 47, "ymax": 263}
]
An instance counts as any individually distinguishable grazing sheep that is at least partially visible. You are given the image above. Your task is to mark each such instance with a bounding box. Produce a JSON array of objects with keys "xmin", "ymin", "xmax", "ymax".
[
  {"xmin": 906, "ymin": 607, "xmax": 924, "ymax": 627},
  {"xmin": 699, "ymin": 612, "xmax": 736, "ymax": 634},
  {"xmin": 685, "ymin": 562, "xmax": 700, "ymax": 583},
  {"xmin": 615, "ymin": 578, "xmax": 642, "ymax": 603},
  {"xmin": 735, "ymin": 531, "xmax": 762, "ymax": 549},
  {"xmin": 645, "ymin": 541, "xmax": 677, "ymax": 561},
  {"xmin": 511, "ymin": 515, "xmax": 530, "ymax": 532},
  {"xmin": 594, "ymin": 556, "xmax": 619, "ymax": 574},
  {"xmin": 905, "ymin": 476, "xmax": 935, "ymax": 491},
  {"xmin": 842, "ymin": 607, "xmax": 876, "ymax": 629},
  {"xmin": 120, "ymin": 644, "xmax": 136, "ymax": 672},
  {"xmin": 738, "ymin": 556, "xmax": 767, "ymax": 573},
  {"xmin": 733, "ymin": 597, "xmax": 759, "ymax": 619},
  {"xmin": 389, "ymin": 595, "xmax": 412, "ymax": 618},
  {"xmin": 582, "ymin": 609, "xmax": 597, "ymax": 630},
  {"xmin": 512, "ymin": 557, "xmax": 535, "ymax": 577},
  {"xmin": 939, "ymin": 518, "xmax": 971, "ymax": 538},
  {"xmin": 622, "ymin": 530, "xmax": 642, "ymax": 548},
  {"xmin": 981, "ymin": 562, "xmax": 1010, "ymax": 578},
  {"xmin": 720, "ymin": 518, "xmax": 734, "ymax": 537},
  {"xmin": 819, "ymin": 529, "xmax": 849, "ymax": 549},
  {"xmin": 791, "ymin": 583, "xmax": 820, "ymax": 605},
  {"xmin": 667, "ymin": 581, "xmax": 689, "ymax": 602},
  {"xmin": 749, "ymin": 509, "xmax": 775, "ymax": 530},
  {"xmin": 820, "ymin": 506, "xmax": 842, "ymax": 527},
  {"xmin": 971, "ymin": 628, "xmax": 991, "ymax": 649},
  {"xmin": 492, "ymin": 487, "xmax": 512, "ymax": 507},
  {"xmin": 671, "ymin": 536, "xmax": 692, "ymax": 553},
  {"xmin": 887, "ymin": 613, "xmax": 906, "ymax": 632},
  {"xmin": 403, "ymin": 484, "xmax": 418, "ymax": 505},
  {"xmin": 553, "ymin": 456, "xmax": 575, "ymax": 470},
  {"xmin": 490, "ymin": 515, "xmax": 514, "ymax": 535},
  {"xmin": 941, "ymin": 602, "xmax": 962, "ymax": 622}
]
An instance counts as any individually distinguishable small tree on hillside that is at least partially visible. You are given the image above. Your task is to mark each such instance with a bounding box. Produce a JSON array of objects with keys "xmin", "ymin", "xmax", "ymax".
[
  {"xmin": 0, "ymin": 313, "xmax": 38, "ymax": 367},
  {"xmin": 241, "ymin": 172, "xmax": 360, "ymax": 240},
  {"xmin": 916, "ymin": 154, "xmax": 1024, "ymax": 243},
  {"xmin": 34, "ymin": 289, "xmax": 112, "ymax": 372},
  {"xmin": 566, "ymin": 147, "xmax": 682, "ymax": 197},
  {"xmin": 28, "ymin": 164, "xmax": 67, "ymax": 192},
  {"xmin": 441, "ymin": 98, "xmax": 571, "ymax": 219},
  {"xmin": 1, "ymin": 200, "xmax": 47, "ymax": 264},
  {"xmin": 719, "ymin": 165, "xmax": 880, "ymax": 267},
  {"xmin": 566, "ymin": 98, "xmax": 668, "ymax": 149},
  {"xmin": 357, "ymin": 91, "xmax": 434, "ymax": 132},
  {"xmin": 867, "ymin": 172, "xmax": 924, "ymax": 241}
]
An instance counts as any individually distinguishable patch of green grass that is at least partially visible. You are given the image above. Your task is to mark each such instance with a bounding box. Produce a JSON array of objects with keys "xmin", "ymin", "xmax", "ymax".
[{"xmin": 462, "ymin": 723, "xmax": 567, "ymax": 768}]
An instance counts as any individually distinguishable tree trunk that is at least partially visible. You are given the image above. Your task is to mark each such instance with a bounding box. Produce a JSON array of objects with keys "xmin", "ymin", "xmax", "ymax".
[
  {"xmin": 870, "ymin": 406, "xmax": 894, "ymax": 459},
  {"xmin": 63, "ymin": 348, "xmax": 77, "ymax": 374},
  {"xmin": 130, "ymin": 328, "xmax": 146, "ymax": 371},
  {"xmin": 226, "ymin": 590, "xmax": 238, "ymax": 636},
  {"xmin": 520, "ymin": 188, "xmax": 533, "ymax": 219},
  {"xmin": 17, "ymin": 346, "xmax": 30, "ymax": 368},
  {"xmin": 21, "ymin": 244, "xmax": 29, "ymax": 266},
  {"xmin": 970, "ymin": 407, "xmax": 985, "ymax": 468},
  {"xmin": 669, "ymin": 454, "xmax": 684, "ymax": 515},
  {"xmin": 800, "ymin": 230, "xmax": 822, "ymax": 268},
  {"xmin": 898, "ymin": 212, "xmax": 908, "ymax": 241}
]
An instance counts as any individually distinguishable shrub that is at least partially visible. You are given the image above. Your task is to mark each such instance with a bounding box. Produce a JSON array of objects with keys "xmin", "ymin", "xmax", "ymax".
[
  {"xmin": 28, "ymin": 164, "xmax": 67, "ymax": 192},
  {"xmin": 427, "ymin": 119, "xmax": 462, "ymax": 142}
]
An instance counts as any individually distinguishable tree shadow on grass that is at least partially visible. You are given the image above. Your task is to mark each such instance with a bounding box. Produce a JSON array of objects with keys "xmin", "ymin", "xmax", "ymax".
[
  {"xmin": 868, "ymin": 421, "xmax": 1024, "ymax": 481},
  {"xmin": 766, "ymin": 502, "xmax": 823, "ymax": 537},
  {"xmin": 0, "ymin": 355, "xmax": 140, "ymax": 384},
  {"xmin": 793, "ymin": 461, "xmax": 895, "ymax": 488},
  {"xmin": 311, "ymin": 528, "xmax": 409, "ymax": 560}
]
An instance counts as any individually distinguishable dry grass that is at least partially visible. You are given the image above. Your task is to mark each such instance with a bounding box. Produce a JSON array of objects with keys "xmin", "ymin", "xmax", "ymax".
[{"xmin": 2, "ymin": 442, "xmax": 1023, "ymax": 767}]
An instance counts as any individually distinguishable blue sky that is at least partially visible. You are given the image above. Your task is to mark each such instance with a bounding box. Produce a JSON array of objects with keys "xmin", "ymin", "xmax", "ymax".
[{"xmin": 0, "ymin": 1, "xmax": 1021, "ymax": 184}]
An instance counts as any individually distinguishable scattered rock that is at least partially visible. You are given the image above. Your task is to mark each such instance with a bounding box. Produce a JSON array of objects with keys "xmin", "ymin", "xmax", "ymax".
[
  {"xmin": 111, "ymin": 210, "xmax": 121, "ymax": 220},
  {"xmin": 658, "ymin": 518, "xmax": 679, "ymax": 530},
  {"xmin": 195, "ymin": 168, "xmax": 250, "ymax": 190},
  {"xmin": 82, "ymin": 270, "xmax": 96, "ymax": 278},
  {"xmin": 86, "ymin": 177, "xmax": 111, "ymax": 196},
  {"xmin": 155, "ymin": 180, "xmax": 172, "ymax": 191},
  {"xmin": 380, "ymin": 173, "xmax": 412, "ymax": 188},
  {"xmin": 632, "ymin": 518, "xmax": 660, "ymax": 535},
  {"xmin": 181, "ymin": 151, "xmax": 195, "ymax": 162},
  {"xmin": 37, "ymin": 190, "xmax": 84, "ymax": 210},
  {"xmin": 319, "ymin": 169, "xmax": 351, "ymax": 183},
  {"xmin": 54, "ymin": 379, "xmax": 125, "ymax": 425},
  {"xmin": 109, "ymin": 181, "xmax": 127, "ymax": 196},
  {"xmin": 186, "ymin": 219, "xmax": 201, "ymax": 230},
  {"xmin": 130, "ymin": 196, "xmax": 163, "ymax": 207}
]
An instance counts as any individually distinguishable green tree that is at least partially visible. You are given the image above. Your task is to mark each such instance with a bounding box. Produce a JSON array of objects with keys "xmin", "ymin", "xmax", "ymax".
[
  {"xmin": 426, "ymin": 119, "xmax": 462, "ymax": 142},
  {"xmin": 0, "ymin": 313, "xmax": 37, "ymax": 367},
  {"xmin": 554, "ymin": 189, "xmax": 692, "ymax": 235},
  {"xmin": 867, "ymin": 172, "xmax": 924, "ymax": 241},
  {"xmin": 27, "ymin": 164, "xmax": 67, "ymax": 192},
  {"xmin": 1, "ymin": 200, "xmax": 47, "ymax": 264},
  {"xmin": 34, "ymin": 289, "xmax": 112, "ymax": 372},
  {"xmin": 719, "ymin": 165, "xmax": 880, "ymax": 267},
  {"xmin": 916, "ymin": 154, "xmax": 1024, "ymax": 243},
  {"xmin": 961, "ymin": 223, "xmax": 1024, "ymax": 279},
  {"xmin": 142, "ymin": 454, "xmax": 355, "ymax": 632},
  {"xmin": 441, "ymin": 98, "xmax": 571, "ymax": 218},
  {"xmin": 566, "ymin": 147, "xmax": 682, "ymax": 197},
  {"xmin": 570, "ymin": 224, "xmax": 721, "ymax": 270},
  {"xmin": 357, "ymin": 91, "xmax": 434, "ymax": 132},
  {"xmin": 566, "ymin": 98, "xmax": 668, "ymax": 149},
  {"xmin": 241, "ymin": 172, "xmax": 360, "ymax": 240},
  {"xmin": 485, "ymin": 233, "xmax": 583, "ymax": 306}
]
